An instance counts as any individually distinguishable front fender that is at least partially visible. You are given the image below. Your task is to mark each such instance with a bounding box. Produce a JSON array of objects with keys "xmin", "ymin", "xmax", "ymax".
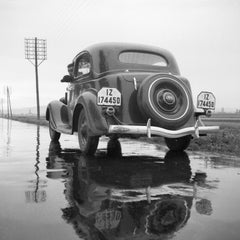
[
  {"xmin": 73, "ymin": 90, "xmax": 108, "ymax": 136},
  {"xmin": 46, "ymin": 100, "xmax": 69, "ymax": 130}
]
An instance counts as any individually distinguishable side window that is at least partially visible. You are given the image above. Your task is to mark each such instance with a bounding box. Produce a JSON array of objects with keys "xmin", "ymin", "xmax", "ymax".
[
  {"xmin": 67, "ymin": 63, "xmax": 74, "ymax": 77},
  {"xmin": 76, "ymin": 55, "xmax": 91, "ymax": 77}
]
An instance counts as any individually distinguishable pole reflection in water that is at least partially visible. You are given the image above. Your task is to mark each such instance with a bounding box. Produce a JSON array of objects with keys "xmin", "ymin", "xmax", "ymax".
[
  {"xmin": 34, "ymin": 124, "xmax": 40, "ymax": 202},
  {"xmin": 1, "ymin": 118, "xmax": 9, "ymax": 157},
  {"xmin": 0, "ymin": 118, "xmax": 13, "ymax": 158},
  {"xmin": 0, "ymin": 118, "xmax": 12, "ymax": 158},
  {"xmin": 6, "ymin": 119, "xmax": 12, "ymax": 156},
  {"xmin": 25, "ymin": 124, "xmax": 46, "ymax": 203},
  {"xmin": 46, "ymin": 141, "xmax": 215, "ymax": 240}
]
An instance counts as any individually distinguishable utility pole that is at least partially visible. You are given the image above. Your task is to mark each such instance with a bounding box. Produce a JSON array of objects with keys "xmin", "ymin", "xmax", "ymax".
[
  {"xmin": 1, "ymin": 98, "xmax": 3, "ymax": 117},
  {"xmin": 25, "ymin": 37, "xmax": 47, "ymax": 120},
  {"xmin": 6, "ymin": 87, "xmax": 12, "ymax": 119}
]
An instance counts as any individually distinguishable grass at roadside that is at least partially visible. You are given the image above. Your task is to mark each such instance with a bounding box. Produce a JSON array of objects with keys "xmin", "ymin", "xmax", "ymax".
[
  {"xmin": 193, "ymin": 119, "xmax": 240, "ymax": 155},
  {"xmin": 188, "ymin": 125, "xmax": 240, "ymax": 155}
]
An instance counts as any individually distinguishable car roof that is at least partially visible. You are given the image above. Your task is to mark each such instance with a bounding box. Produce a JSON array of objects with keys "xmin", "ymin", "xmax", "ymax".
[{"xmin": 73, "ymin": 42, "xmax": 180, "ymax": 75}]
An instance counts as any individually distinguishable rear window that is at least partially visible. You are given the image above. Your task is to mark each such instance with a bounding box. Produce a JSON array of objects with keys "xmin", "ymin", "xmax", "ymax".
[{"xmin": 119, "ymin": 51, "xmax": 167, "ymax": 67}]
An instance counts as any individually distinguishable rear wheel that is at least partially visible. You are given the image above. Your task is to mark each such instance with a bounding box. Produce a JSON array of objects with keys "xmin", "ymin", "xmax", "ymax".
[
  {"xmin": 49, "ymin": 118, "xmax": 61, "ymax": 141},
  {"xmin": 164, "ymin": 135, "xmax": 191, "ymax": 151},
  {"xmin": 78, "ymin": 109, "xmax": 99, "ymax": 155}
]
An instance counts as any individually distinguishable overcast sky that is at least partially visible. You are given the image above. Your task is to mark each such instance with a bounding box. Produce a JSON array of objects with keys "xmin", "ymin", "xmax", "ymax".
[{"xmin": 0, "ymin": 0, "xmax": 240, "ymax": 112}]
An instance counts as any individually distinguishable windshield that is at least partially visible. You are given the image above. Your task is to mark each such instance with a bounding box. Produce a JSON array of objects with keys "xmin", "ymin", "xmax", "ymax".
[{"xmin": 119, "ymin": 51, "xmax": 168, "ymax": 67}]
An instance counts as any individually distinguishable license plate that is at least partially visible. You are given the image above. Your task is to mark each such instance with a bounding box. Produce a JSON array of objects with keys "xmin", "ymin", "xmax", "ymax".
[
  {"xmin": 197, "ymin": 91, "xmax": 216, "ymax": 110},
  {"xmin": 95, "ymin": 209, "xmax": 121, "ymax": 230},
  {"xmin": 97, "ymin": 87, "xmax": 121, "ymax": 106}
]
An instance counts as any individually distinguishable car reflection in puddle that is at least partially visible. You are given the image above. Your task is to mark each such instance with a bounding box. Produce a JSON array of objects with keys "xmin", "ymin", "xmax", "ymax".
[{"xmin": 46, "ymin": 141, "xmax": 213, "ymax": 240}]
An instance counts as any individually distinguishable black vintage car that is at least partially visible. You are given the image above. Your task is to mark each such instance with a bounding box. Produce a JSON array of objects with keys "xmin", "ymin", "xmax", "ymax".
[{"xmin": 46, "ymin": 43, "xmax": 219, "ymax": 155}]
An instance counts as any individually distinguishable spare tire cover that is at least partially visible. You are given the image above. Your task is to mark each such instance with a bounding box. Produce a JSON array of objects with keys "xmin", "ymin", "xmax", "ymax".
[{"xmin": 137, "ymin": 74, "xmax": 193, "ymax": 129}]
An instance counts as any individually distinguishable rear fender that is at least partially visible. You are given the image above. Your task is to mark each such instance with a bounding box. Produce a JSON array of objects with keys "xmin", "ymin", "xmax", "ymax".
[
  {"xmin": 72, "ymin": 90, "xmax": 108, "ymax": 136},
  {"xmin": 46, "ymin": 100, "xmax": 69, "ymax": 130},
  {"xmin": 178, "ymin": 76, "xmax": 192, "ymax": 94}
]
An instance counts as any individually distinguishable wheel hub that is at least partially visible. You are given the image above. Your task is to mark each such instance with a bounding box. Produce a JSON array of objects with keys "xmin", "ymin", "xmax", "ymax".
[{"xmin": 157, "ymin": 90, "xmax": 177, "ymax": 112}]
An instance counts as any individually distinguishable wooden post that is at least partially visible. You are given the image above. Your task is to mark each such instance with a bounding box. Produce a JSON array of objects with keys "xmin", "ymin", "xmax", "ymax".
[{"xmin": 35, "ymin": 37, "xmax": 40, "ymax": 120}]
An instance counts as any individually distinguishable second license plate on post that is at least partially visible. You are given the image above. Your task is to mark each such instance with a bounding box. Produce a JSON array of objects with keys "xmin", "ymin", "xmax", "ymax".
[{"xmin": 197, "ymin": 91, "xmax": 216, "ymax": 110}]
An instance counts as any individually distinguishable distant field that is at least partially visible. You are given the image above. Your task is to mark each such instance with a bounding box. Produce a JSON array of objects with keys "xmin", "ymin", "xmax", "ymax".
[
  {"xmin": 212, "ymin": 112, "xmax": 240, "ymax": 118},
  {"xmin": 202, "ymin": 112, "xmax": 240, "ymax": 127},
  {"xmin": 202, "ymin": 119, "xmax": 240, "ymax": 127}
]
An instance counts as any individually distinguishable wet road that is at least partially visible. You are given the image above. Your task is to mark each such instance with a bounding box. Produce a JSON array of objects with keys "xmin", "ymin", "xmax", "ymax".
[{"xmin": 1, "ymin": 118, "xmax": 240, "ymax": 240}]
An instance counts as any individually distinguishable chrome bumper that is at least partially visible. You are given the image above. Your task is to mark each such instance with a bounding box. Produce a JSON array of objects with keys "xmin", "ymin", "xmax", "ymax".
[{"xmin": 108, "ymin": 121, "xmax": 219, "ymax": 139}]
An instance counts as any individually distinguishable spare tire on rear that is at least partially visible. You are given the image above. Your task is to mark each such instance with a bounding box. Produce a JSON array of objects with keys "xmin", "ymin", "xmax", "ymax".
[{"xmin": 137, "ymin": 74, "xmax": 193, "ymax": 129}]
